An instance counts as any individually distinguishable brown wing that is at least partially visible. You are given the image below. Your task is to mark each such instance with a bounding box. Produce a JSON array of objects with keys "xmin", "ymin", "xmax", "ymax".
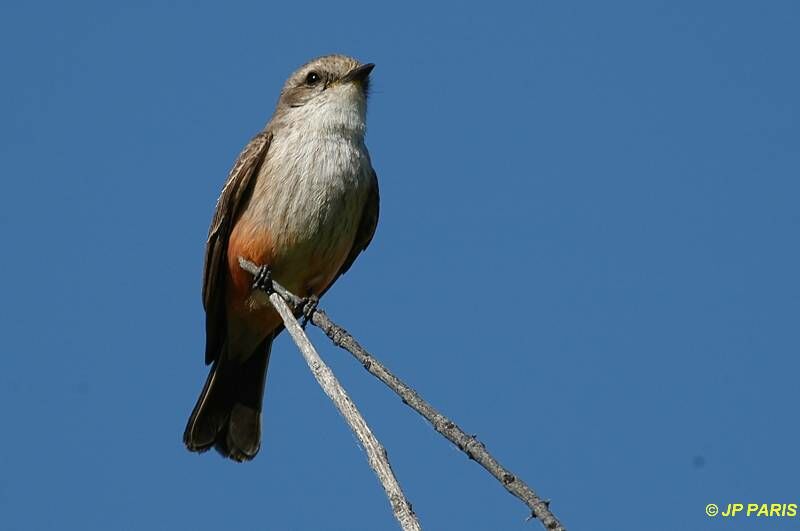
[
  {"xmin": 328, "ymin": 168, "xmax": 380, "ymax": 287},
  {"xmin": 203, "ymin": 131, "xmax": 272, "ymax": 364}
]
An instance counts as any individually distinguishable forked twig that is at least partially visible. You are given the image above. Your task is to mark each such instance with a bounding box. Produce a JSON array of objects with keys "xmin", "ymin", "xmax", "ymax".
[
  {"xmin": 239, "ymin": 258, "xmax": 420, "ymax": 531},
  {"xmin": 240, "ymin": 258, "xmax": 565, "ymax": 531}
]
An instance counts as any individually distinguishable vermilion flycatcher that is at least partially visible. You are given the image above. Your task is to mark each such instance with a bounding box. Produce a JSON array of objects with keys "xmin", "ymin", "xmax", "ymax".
[{"xmin": 184, "ymin": 55, "xmax": 379, "ymax": 462}]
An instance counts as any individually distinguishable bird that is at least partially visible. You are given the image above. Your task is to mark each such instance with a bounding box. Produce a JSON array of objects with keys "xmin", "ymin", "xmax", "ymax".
[{"xmin": 183, "ymin": 55, "xmax": 379, "ymax": 462}]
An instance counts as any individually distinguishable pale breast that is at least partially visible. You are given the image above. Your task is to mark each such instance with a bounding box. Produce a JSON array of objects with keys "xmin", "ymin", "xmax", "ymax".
[{"xmin": 237, "ymin": 128, "xmax": 372, "ymax": 294}]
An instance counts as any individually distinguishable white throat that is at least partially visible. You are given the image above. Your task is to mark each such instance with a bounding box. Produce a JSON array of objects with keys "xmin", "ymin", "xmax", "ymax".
[{"xmin": 290, "ymin": 83, "xmax": 367, "ymax": 138}]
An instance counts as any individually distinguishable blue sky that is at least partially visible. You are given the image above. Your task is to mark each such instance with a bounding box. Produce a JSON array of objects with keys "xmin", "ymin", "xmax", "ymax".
[{"xmin": 1, "ymin": 1, "xmax": 798, "ymax": 530}]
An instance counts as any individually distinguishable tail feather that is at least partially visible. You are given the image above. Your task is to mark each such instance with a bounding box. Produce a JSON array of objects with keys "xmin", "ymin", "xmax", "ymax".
[{"xmin": 184, "ymin": 336, "xmax": 272, "ymax": 462}]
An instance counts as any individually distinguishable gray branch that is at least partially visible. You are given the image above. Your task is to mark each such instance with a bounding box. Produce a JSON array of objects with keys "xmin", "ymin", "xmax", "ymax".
[
  {"xmin": 239, "ymin": 261, "xmax": 421, "ymax": 531},
  {"xmin": 239, "ymin": 258, "xmax": 565, "ymax": 531}
]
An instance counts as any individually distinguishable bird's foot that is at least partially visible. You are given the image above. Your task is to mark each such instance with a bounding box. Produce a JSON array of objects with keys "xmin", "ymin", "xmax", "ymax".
[
  {"xmin": 300, "ymin": 295, "xmax": 319, "ymax": 329},
  {"xmin": 252, "ymin": 265, "xmax": 274, "ymax": 294}
]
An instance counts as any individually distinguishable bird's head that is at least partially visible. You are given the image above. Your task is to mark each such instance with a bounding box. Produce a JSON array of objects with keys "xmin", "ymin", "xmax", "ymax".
[{"xmin": 272, "ymin": 55, "xmax": 374, "ymax": 135}]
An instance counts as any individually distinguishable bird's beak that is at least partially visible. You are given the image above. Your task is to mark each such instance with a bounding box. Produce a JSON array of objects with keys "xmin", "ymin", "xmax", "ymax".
[{"xmin": 343, "ymin": 63, "xmax": 375, "ymax": 84}]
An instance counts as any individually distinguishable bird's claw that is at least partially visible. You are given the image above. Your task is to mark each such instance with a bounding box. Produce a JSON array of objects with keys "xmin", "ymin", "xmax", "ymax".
[
  {"xmin": 252, "ymin": 265, "xmax": 273, "ymax": 293},
  {"xmin": 300, "ymin": 295, "xmax": 319, "ymax": 329}
]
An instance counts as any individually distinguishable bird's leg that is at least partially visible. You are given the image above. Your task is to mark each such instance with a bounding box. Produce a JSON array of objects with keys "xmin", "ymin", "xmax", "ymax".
[
  {"xmin": 300, "ymin": 294, "xmax": 319, "ymax": 329},
  {"xmin": 251, "ymin": 264, "xmax": 274, "ymax": 294}
]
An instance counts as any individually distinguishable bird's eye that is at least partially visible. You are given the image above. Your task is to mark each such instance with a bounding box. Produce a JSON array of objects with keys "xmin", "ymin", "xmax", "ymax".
[{"xmin": 305, "ymin": 71, "xmax": 321, "ymax": 86}]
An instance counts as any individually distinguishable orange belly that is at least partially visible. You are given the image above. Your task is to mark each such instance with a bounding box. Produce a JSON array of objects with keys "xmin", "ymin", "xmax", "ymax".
[{"xmin": 225, "ymin": 213, "xmax": 352, "ymax": 335}]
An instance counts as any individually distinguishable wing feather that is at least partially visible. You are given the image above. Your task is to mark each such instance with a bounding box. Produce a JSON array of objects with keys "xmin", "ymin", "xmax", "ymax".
[
  {"xmin": 203, "ymin": 131, "xmax": 272, "ymax": 364},
  {"xmin": 330, "ymin": 169, "xmax": 380, "ymax": 283}
]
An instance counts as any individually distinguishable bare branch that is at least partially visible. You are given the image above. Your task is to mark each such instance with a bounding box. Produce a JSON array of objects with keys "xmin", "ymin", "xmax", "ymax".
[
  {"xmin": 239, "ymin": 258, "xmax": 566, "ymax": 531},
  {"xmin": 239, "ymin": 258, "xmax": 420, "ymax": 531}
]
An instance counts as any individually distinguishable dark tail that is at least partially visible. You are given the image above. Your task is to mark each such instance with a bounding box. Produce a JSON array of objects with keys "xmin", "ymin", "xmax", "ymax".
[{"xmin": 183, "ymin": 336, "xmax": 273, "ymax": 462}]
